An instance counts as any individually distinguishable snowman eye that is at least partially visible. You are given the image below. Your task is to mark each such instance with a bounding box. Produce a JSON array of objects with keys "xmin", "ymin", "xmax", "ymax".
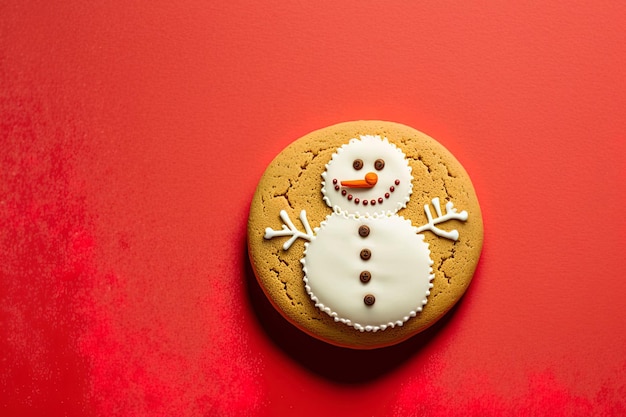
[
  {"xmin": 374, "ymin": 159, "xmax": 385, "ymax": 170},
  {"xmin": 353, "ymin": 159, "xmax": 364, "ymax": 170}
]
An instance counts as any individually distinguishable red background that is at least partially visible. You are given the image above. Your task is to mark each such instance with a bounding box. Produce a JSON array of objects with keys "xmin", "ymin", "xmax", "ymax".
[{"xmin": 1, "ymin": 1, "xmax": 625, "ymax": 416}]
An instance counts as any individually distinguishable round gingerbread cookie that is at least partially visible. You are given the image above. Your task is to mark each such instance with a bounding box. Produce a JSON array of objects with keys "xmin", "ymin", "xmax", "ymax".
[{"xmin": 247, "ymin": 121, "xmax": 483, "ymax": 349}]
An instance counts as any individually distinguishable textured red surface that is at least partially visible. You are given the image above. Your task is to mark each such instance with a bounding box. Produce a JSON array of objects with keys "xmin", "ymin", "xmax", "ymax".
[{"xmin": 1, "ymin": 2, "xmax": 625, "ymax": 416}]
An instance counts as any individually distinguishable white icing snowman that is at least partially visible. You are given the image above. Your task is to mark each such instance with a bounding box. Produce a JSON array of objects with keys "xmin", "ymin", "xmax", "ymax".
[{"xmin": 264, "ymin": 135, "xmax": 467, "ymax": 332}]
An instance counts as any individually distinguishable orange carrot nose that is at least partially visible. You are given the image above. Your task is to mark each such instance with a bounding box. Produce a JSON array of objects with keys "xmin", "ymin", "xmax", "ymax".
[{"xmin": 341, "ymin": 172, "xmax": 378, "ymax": 188}]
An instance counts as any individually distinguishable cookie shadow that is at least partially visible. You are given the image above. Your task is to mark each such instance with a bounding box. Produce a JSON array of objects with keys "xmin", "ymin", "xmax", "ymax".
[{"xmin": 243, "ymin": 238, "xmax": 460, "ymax": 384}]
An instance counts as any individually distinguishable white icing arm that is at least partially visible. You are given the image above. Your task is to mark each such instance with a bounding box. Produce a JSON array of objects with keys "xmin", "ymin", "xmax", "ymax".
[
  {"xmin": 264, "ymin": 210, "xmax": 314, "ymax": 250},
  {"xmin": 415, "ymin": 198, "xmax": 468, "ymax": 241}
]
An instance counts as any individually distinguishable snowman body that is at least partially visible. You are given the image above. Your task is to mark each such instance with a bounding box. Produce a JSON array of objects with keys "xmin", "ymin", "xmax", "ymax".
[{"xmin": 303, "ymin": 213, "xmax": 433, "ymax": 331}]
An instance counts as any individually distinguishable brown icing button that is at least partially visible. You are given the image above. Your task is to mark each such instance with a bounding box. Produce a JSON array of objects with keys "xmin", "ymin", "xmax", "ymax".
[
  {"xmin": 360, "ymin": 249, "xmax": 371, "ymax": 260},
  {"xmin": 359, "ymin": 271, "xmax": 371, "ymax": 283},
  {"xmin": 358, "ymin": 225, "xmax": 370, "ymax": 237},
  {"xmin": 364, "ymin": 294, "xmax": 376, "ymax": 306}
]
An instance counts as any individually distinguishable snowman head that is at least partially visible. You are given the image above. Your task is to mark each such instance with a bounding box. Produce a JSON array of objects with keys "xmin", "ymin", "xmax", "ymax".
[{"xmin": 322, "ymin": 135, "xmax": 413, "ymax": 215}]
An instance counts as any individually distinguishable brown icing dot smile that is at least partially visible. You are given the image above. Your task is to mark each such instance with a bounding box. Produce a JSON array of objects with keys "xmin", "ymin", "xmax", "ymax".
[
  {"xmin": 360, "ymin": 249, "xmax": 371, "ymax": 260},
  {"xmin": 360, "ymin": 271, "xmax": 371, "ymax": 283},
  {"xmin": 358, "ymin": 225, "xmax": 370, "ymax": 237},
  {"xmin": 333, "ymin": 178, "xmax": 401, "ymax": 206}
]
